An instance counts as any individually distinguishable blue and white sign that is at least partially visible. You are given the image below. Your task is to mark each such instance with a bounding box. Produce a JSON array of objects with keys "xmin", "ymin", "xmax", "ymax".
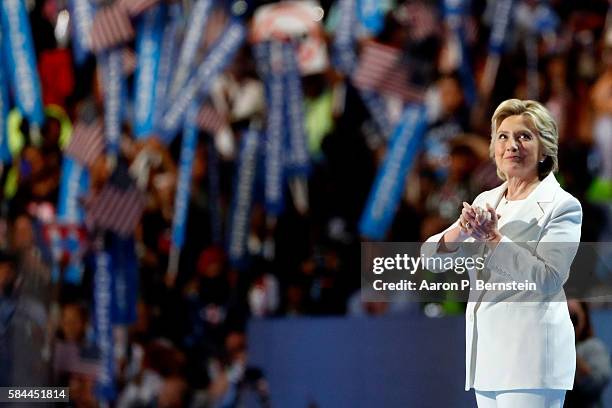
[
  {"xmin": 168, "ymin": 0, "xmax": 213, "ymax": 99},
  {"xmin": 69, "ymin": 0, "xmax": 95, "ymax": 65},
  {"xmin": 359, "ymin": 105, "xmax": 427, "ymax": 240},
  {"xmin": 332, "ymin": 0, "xmax": 358, "ymax": 74},
  {"xmin": 170, "ymin": 106, "xmax": 199, "ymax": 249},
  {"xmin": 134, "ymin": 4, "xmax": 165, "ymax": 139},
  {"xmin": 57, "ymin": 157, "xmax": 90, "ymax": 224},
  {"xmin": 154, "ymin": 3, "xmax": 181, "ymax": 131},
  {"xmin": 109, "ymin": 234, "xmax": 138, "ymax": 325},
  {"xmin": 94, "ymin": 250, "xmax": 116, "ymax": 401},
  {"xmin": 283, "ymin": 43, "xmax": 310, "ymax": 177},
  {"xmin": 488, "ymin": 0, "xmax": 514, "ymax": 55},
  {"xmin": 0, "ymin": 56, "xmax": 11, "ymax": 163},
  {"xmin": 100, "ymin": 49, "xmax": 126, "ymax": 155},
  {"xmin": 158, "ymin": 20, "xmax": 246, "ymax": 143},
  {"xmin": 228, "ymin": 129, "xmax": 259, "ymax": 267},
  {"xmin": 55, "ymin": 157, "xmax": 89, "ymax": 284},
  {"xmin": 263, "ymin": 42, "xmax": 285, "ymax": 216},
  {"xmin": 443, "ymin": 0, "xmax": 476, "ymax": 105},
  {"xmin": 0, "ymin": 0, "xmax": 45, "ymax": 126}
]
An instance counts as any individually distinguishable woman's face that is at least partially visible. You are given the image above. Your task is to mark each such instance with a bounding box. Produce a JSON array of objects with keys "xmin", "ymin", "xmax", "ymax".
[{"xmin": 494, "ymin": 115, "xmax": 543, "ymax": 181}]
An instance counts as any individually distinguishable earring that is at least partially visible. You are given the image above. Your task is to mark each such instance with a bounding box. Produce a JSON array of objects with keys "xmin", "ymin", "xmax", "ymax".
[{"xmin": 539, "ymin": 157, "xmax": 545, "ymax": 163}]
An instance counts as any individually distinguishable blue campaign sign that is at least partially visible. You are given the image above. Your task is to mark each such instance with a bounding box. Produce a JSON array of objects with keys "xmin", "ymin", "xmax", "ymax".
[
  {"xmin": 0, "ymin": 0, "xmax": 45, "ymax": 126},
  {"xmin": 359, "ymin": 104, "xmax": 427, "ymax": 240},
  {"xmin": 170, "ymin": 106, "xmax": 199, "ymax": 249},
  {"xmin": 283, "ymin": 42, "xmax": 310, "ymax": 177},
  {"xmin": 100, "ymin": 49, "xmax": 126, "ymax": 155},
  {"xmin": 332, "ymin": 0, "xmax": 358, "ymax": 74},
  {"xmin": 93, "ymin": 250, "xmax": 116, "ymax": 401},
  {"xmin": 262, "ymin": 42, "xmax": 286, "ymax": 216},
  {"xmin": 57, "ymin": 157, "xmax": 89, "ymax": 224},
  {"xmin": 228, "ymin": 129, "xmax": 259, "ymax": 268},
  {"xmin": 158, "ymin": 19, "xmax": 246, "ymax": 143},
  {"xmin": 0, "ymin": 57, "xmax": 11, "ymax": 163},
  {"xmin": 134, "ymin": 4, "xmax": 165, "ymax": 139},
  {"xmin": 488, "ymin": 0, "xmax": 514, "ymax": 55},
  {"xmin": 69, "ymin": 0, "xmax": 95, "ymax": 65}
]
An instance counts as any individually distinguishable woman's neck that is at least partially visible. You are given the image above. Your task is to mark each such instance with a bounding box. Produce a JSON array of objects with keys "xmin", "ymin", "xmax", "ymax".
[{"xmin": 505, "ymin": 175, "xmax": 541, "ymax": 201}]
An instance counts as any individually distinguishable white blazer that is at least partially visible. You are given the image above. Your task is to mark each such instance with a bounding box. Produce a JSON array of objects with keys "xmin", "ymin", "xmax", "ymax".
[{"xmin": 422, "ymin": 173, "xmax": 582, "ymax": 391}]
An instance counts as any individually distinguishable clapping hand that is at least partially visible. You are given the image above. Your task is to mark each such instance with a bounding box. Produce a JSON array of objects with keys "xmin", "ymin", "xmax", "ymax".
[{"xmin": 459, "ymin": 202, "xmax": 501, "ymax": 242}]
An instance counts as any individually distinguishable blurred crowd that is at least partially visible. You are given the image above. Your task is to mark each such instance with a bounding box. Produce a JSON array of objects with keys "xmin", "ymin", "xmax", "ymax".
[{"xmin": 1, "ymin": 0, "xmax": 612, "ymax": 406}]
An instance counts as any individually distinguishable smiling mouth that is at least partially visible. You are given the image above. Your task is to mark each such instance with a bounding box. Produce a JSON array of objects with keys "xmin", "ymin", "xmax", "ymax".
[{"xmin": 505, "ymin": 156, "xmax": 522, "ymax": 160}]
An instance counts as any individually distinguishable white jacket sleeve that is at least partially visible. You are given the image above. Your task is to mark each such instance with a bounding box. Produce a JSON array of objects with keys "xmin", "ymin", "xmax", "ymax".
[
  {"xmin": 485, "ymin": 195, "xmax": 582, "ymax": 295},
  {"xmin": 419, "ymin": 192, "xmax": 488, "ymax": 273}
]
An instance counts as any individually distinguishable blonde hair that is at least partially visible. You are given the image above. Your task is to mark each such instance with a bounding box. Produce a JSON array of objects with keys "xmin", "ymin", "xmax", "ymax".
[{"xmin": 489, "ymin": 99, "xmax": 559, "ymax": 181}]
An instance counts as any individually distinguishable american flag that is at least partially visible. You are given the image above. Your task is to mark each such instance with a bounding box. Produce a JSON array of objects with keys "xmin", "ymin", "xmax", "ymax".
[
  {"xmin": 90, "ymin": 3, "xmax": 135, "ymax": 53},
  {"xmin": 197, "ymin": 104, "xmax": 226, "ymax": 134},
  {"xmin": 352, "ymin": 41, "xmax": 425, "ymax": 101},
  {"xmin": 65, "ymin": 119, "xmax": 105, "ymax": 168},
  {"xmin": 118, "ymin": 0, "xmax": 160, "ymax": 16},
  {"xmin": 85, "ymin": 182, "xmax": 146, "ymax": 238}
]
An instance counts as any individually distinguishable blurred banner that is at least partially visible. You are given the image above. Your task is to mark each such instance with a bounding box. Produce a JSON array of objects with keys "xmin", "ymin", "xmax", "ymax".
[
  {"xmin": 69, "ymin": 0, "xmax": 95, "ymax": 65},
  {"xmin": 0, "ymin": 0, "xmax": 45, "ymax": 127},
  {"xmin": 228, "ymin": 128, "xmax": 260, "ymax": 268},
  {"xmin": 100, "ymin": 48, "xmax": 126, "ymax": 157},
  {"xmin": 0, "ymin": 55, "xmax": 11, "ymax": 164},
  {"xmin": 359, "ymin": 105, "xmax": 427, "ymax": 240},
  {"xmin": 158, "ymin": 19, "xmax": 246, "ymax": 142},
  {"xmin": 133, "ymin": 4, "xmax": 165, "ymax": 139},
  {"xmin": 93, "ymin": 249, "xmax": 116, "ymax": 402}
]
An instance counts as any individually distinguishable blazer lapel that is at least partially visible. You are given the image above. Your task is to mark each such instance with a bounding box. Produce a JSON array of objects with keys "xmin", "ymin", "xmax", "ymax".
[
  {"xmin": 519, "ymin": 196, "xmax": 546, "ymax": 226},
  {"xmin": 523, "ymin": 173, "xmax": 558, "ymax": 223},
  {"xmin": 493, "ymin": 173, "xmax": 559, "ymax": 229}
]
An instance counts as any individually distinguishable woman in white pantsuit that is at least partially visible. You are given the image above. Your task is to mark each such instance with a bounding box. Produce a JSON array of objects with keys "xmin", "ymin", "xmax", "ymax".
[{"xmin": 423, "ymin": 99, "xmax": 582, "ymax": 408}]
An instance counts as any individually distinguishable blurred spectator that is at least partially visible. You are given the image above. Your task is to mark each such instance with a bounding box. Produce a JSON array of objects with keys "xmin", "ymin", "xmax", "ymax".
[
  {"xmin": 206, "ymin": 330, "xmax": 270, "ymax": 408},
  {"xmin": 117, "ymin": 339, "xmax": 185, "ymax": 408},
  {"xmin": 68, "ymin": 372, "xmax": 97, "ymax": 408},
  {"xmin": 58, "ymin": 303, "xmax": 88, "ymax": 344},
  {"xmin": 590, "ymin": 44, "xmax": 612, "ymax": 200},
  {"xmin": 181, "ymin": 246, "xmax": 232, "ymax": 383},
  {"xmin": 423, "ymin": 73, "xmax": 470, "ymax": 177},
  {"xmin": 157, "ymin": 375, "xmax": 191, "ymax": 408},
  {"xmin": 53, "ymin": 303, "xmax": 91, "ymax": 382},
  {"xmin": 347, "ymin": 292, "xmax": 389, "ymax": 316},
  {"xmin": 0, "ymin": 251, "xmax": 17, "ymax": 386},
  {"xmin": 247, "ymin": 258, "xmax": 279, "ymax": 318},
  {"xmin": 420, "ymin": 135, "xmax": 489, "ymax": 239},
  {"xmin": 565, "ymin": 300, "xmax": 612, "ymax": 408},
  {"xmin": 0, "ymin": 243, "xmax": 48, "ymax": 386}
]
